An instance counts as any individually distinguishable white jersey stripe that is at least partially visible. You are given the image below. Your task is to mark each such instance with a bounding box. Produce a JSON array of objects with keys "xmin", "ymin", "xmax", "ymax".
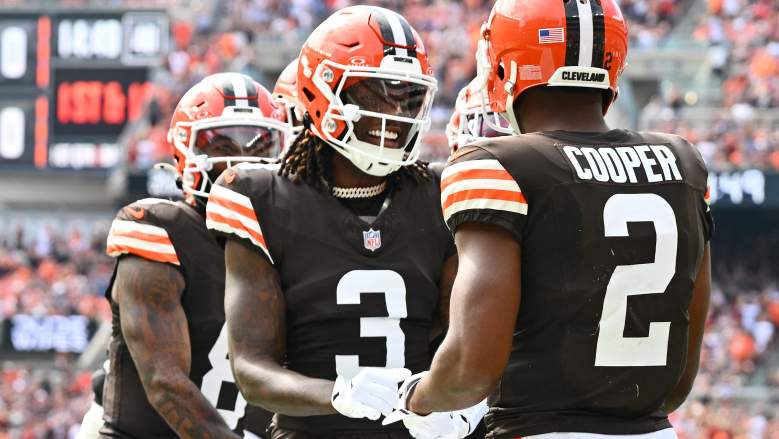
[
  {"xmin": 109, "ymin": 219, "xmax": 170, "ymax": 238},
  {"xmin": 444, "ymin": 198, "xmax": 528, "ymax": 222},
  {"xmin": 206, "ymin": 217, "xmax": 274, "ymax": 264},
  {"xmin": 206, "ymin": 201, "xmax": 264, "ymax": 237},
  {"xmin": 576, "ymin": 0, "xmax": 594, "ymax": 67},
  {"xmin": 441, "ymin": 159, "xmax": 508, "ymax": 180},
  {"xmin": 106, "ymin": 235, "xmax": 177, "ymax": 256},
  {"xmin": 210, "ymin": 185, "xmax": 255, "ymax": 210},
  {"xmin": 441, "ymin": 178, "xmax": 522, "ymax": 201}
]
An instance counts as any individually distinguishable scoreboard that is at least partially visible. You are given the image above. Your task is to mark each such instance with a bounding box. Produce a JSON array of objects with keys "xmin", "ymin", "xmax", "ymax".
[{"xmin": 0, "ymin": 10, "xmax": 168, "ymax": 170}]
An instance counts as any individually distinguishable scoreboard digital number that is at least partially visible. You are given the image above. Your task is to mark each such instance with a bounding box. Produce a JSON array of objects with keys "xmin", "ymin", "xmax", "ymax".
[
  {"xmin": 0, "ymin": 17, "xmax": 38, "ymax": 87},
  {"xmin": 0, "ymin": 10, "xmax": 168, "ymax": 170},
  {"xmin": 54, "ymin": 68, "xmax": 151, "ymax": 137}
]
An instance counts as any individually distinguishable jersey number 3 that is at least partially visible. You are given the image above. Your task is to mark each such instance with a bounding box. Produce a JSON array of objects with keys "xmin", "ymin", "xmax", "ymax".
[
  {"xmin": 595, "ymin": 194, "xmax": 677, "ymax": 367},
  {"xmin": 335, "ymin": 270, "xmax": 408, "ymax": 378}
]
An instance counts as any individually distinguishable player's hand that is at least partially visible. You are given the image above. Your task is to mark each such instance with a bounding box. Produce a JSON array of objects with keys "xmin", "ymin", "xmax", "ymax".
[
  {"xmin": 383, "ymin": 371, "xmax": 488, "ymax": 439},
  {"xmin": 331, "ymin": 367, "xmax": 411, "ymax": 420}
]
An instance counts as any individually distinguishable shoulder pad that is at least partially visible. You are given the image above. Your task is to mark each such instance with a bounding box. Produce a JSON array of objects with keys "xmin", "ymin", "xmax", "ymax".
[
  {"xmin": 448, "ymin": 145, "xmax": 482, "ymax": 163},
  {"xmin": 208, "ymin": 166, "xmax": 274, "ymax": 264},
  {"xmin": 107, "ymin": 199, "xmax": 181, "ymax": 266}
]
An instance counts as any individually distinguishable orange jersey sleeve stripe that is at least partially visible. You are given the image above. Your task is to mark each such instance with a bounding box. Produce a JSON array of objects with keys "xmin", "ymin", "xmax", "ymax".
[
  {"xmin": 208, "ymin": 192, "xmax": 258, "ymax": 222},
  {"xmin": 441, "ymin": 168, "xmax": 515, "ymax": 191},
  {"xmin": 206, "ymin": 210, "xmax": 269, "ymax": 250},
  {"xmin": 109, "ymin": 230, "xmax": 174, "ymax": 246},
  {"xmin": 443, "ymin": 188, "xmax": 528, "ymax": 211},
  {"xmin": 106, "ymin": 244, "xmax": 180, "ymax": 265}
]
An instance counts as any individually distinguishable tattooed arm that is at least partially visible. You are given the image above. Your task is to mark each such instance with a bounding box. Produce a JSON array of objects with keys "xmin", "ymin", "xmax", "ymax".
[
  {"xmin": 224, "ymin": 240, "xmax": 337, "ymax": 416},
  {"xmin": 113, "ymin": 256, "xmax": 240, "ymax": 439}
]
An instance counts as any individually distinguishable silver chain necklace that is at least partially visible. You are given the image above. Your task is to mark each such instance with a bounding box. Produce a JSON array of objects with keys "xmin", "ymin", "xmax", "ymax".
[{"xmin": 331, "ymin": 181, "xmax": 388, "ymax": 199}]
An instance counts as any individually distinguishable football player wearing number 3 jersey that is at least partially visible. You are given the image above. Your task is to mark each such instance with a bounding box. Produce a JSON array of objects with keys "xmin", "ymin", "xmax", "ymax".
[
  {"xmin": 97, "ymin": 73, "xmax": 288, "ymax": 439},
  {"xmin": 391, "ymin": 1, "xmax": 714, "ymax": 438},
  {"xmin": 206, "ymin": 6, "xmax": 485, "ymax": 439}
]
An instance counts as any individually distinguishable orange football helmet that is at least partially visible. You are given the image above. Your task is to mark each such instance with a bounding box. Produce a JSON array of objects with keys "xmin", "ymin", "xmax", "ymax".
[
  {"xmin": 168, "ymin": 72, "xmax": 289, "ymax": 199},
  {"xmin": 273, "ymin": 59, "xmax": 304, "ymax": 139},
  {"xmin": 446, "ymin": 78, "xmax": 510, "ymax": 154},
  {"xmin": 479, "ymin": 0, "xmax": 628, "ymax": 133},
  {"xmin": 297, "ymin": 6, "xmax": 438, "ymax": 177}
]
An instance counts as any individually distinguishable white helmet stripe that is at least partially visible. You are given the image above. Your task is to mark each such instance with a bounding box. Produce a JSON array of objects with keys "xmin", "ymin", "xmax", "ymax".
[
  {"xmin": 576, "ymin": 0, "xmax": 594, "ymax": 68},
  {"xmin": 374, "ymin": 8, "xmax": 409, "ymax": 57},
  {"xmin": 231, "ymin": 74, "xmax": 249, "ymax": 108}
]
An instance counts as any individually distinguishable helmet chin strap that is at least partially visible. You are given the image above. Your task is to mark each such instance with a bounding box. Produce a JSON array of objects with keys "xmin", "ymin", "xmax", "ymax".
[{"xmin": 503, "ymin": 61, "xmax": 522, "ymax": 135}]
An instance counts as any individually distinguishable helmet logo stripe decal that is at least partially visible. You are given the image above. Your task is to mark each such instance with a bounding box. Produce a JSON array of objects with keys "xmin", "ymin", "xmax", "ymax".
[
  {"xmin": 221, "ymin": 79, "xmax": 235, "ymax": 108},
  {"xmin": 370, "ymin": 8, "xmax": 397, "ymax": 57},
  {"xmin": 591, "ymin": 0, "xmax": 606, "ymax": 68},
  {"xmin": 564, "ymin": 0, "xmax": 580, "ymax": 66},
  {"xmin": 231, "ymin": 75, "xmax": 249, "ymax": 108},
  {"xmin": 243, "ymin": 76, "xmax": 259, "ymax": 108},
  {"xmin": 397, "ymin": 13, "xmax": 417, "ymax": 58},
  {"xmin": 384, "ymin": 11, "xmax": 409, "ymax": 57},
  {"xmin": 575, "ymin": 0, "xmax": 594, "ymax": 68}
]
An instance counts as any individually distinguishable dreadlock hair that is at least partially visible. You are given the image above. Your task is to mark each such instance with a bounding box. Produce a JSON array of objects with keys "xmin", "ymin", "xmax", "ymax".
[{"xmin": 278, "ymin": 128, "xmax": 432, "ymax": 191}]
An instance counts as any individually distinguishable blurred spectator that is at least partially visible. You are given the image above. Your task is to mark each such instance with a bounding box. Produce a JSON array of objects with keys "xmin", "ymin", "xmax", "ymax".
[
  {"xmin": 0, "ymin": 363, "xmax": 93, "ymax": 439},
  {"xmin": 644, "ymin": 0, "xmax": 779, "ymax": 170},
  {"xmin": 0, "ymin": 226, "xmax": 112, "ymax": 322},
  {"xmin": 619, "ymin": 0, "xmax": 682, "ymax": 48}
]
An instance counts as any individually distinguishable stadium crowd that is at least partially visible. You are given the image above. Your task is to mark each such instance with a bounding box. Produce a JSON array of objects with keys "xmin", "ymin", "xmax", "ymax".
[
  {"xmin": 0, "ymin": 227, "xmax": 112, "ymax": 322},
  {"xmin": 642, "ymin": 0, "xmax": 779, "ymax": 170}
]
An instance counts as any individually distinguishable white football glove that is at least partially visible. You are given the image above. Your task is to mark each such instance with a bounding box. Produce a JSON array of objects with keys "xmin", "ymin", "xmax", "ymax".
[
  {"xmin": 331, "ymin": 367, "xmax": 411, "ymax": 421},
  {"xmin": 383, "ymin": 371, "xmax": 489, "ymax": 439}
]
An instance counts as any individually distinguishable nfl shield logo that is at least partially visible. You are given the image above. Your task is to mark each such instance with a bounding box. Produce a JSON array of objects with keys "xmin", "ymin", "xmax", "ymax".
[{"xmin": 363, "ymin": 229, "xmax": 382, "ymax": 251}]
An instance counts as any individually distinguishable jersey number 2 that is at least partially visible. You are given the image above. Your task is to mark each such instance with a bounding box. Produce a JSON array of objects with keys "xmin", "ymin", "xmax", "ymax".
[
  {"xmin": 335, "ymin": 270, "xmax": 407, "ymax": 378},
  {"xmin": 201, "ymin": 324, "xmax": 247, "ymax": 429},
  {"xmin": 595, "ymin": 193, "xmax": 677, "ymax": 367}
]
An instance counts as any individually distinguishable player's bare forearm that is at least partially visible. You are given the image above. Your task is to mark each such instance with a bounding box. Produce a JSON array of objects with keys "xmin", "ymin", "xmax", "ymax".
[
  {"xmin": 224, "ymin": 240, "xmax": 337, "ymax": 416},
  {"xmin": 662, "ymin": 243, "xmax": 711, "ymax": 414},
  {"xmin": 410, "ymin": 223, "xmax": 521, "ymax": 413},
  {"xmin": 114, "ymin": 256, "xmax": 240, "ymax": 439},
  {"xmin": 431, "ymin": 254, "xmax": 458, "ymax": 339},
  {"xmin": 151, "ymin": 377, "xmax": 241, "ymax": 439}
]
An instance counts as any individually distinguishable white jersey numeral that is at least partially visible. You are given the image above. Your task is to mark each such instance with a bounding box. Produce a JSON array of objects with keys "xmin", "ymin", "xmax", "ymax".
[
  {"xmin": 201, "ymin": 324, "xmax": 247, "ymax": 429},
  {"xmin": 594, "ymin": 193, "xmax": 678, "ymax": 367},
  {"xmin": 335, "ymin": 270, "xmax": 408, "ymax": 378}
]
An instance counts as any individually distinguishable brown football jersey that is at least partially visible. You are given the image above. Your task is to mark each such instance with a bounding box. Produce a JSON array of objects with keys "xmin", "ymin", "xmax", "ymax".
[
  {"xmin": 101, "ymin": 198, "xmax": 271, "ymax": 438},
  {"xmin": 207, "ymin": 163, "xmax": 455, "ymax": 435},
  {"xmin": 442, "ymin": 130, "xmax": 713, "ymax": 437}
]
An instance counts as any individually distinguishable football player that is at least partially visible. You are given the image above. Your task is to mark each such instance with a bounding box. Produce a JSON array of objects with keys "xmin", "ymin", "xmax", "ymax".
[
  {"xmin": 273, "ymin": 58, "xmax": 304, "ymax": 143},
  {"xmin": 206, "ymin": 6, "xmax": 484, "ymax": 439},
  {"xmin": 391, "ymin": 0, "xmax": 713, "ymax": 438},
  {"xmin": 445, "ymin": 78, "xmax": 510, "ymax": 154},
  {"xmin": 99, "ymin": 73, "xmax": 287, "ymax": 439}
]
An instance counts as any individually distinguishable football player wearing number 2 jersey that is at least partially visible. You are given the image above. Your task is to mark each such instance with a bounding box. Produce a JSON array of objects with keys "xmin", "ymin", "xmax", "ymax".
[
  {"xmin": 389, "ymin": 1, "xmax": 714, "ymax": 438},
  {"xmin": 97, "ymin": 73, "xmax": 287, "ymax": 439},
  {"xmin": 207, "ymin": 6, "xmax": 486, "ymax": 439}
]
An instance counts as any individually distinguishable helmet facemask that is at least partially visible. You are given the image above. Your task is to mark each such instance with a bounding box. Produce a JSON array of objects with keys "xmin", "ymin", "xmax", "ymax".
[
  {"xmin": 463, "ymin": 107, "xmax": 511, "ymax": 142},
  {"xmin": 474, "ymin": 37, "xmax": 517, "ymax": 136},
  {"xmin": 275, "ymin": 95, "xmax": 305, "ymax": 140},
  {"xmin": 173, "ymin": 107, "xmax": 290, "ymax": 199},
  {"xmin": 312, "ymin": 58, "xmax": 437, "ymax": 177}
]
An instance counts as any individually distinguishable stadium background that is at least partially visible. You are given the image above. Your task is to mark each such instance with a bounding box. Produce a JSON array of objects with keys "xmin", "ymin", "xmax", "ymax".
[{"xmin": 0, "ymin": 0, "xmax": 777, "ymax": 437}]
